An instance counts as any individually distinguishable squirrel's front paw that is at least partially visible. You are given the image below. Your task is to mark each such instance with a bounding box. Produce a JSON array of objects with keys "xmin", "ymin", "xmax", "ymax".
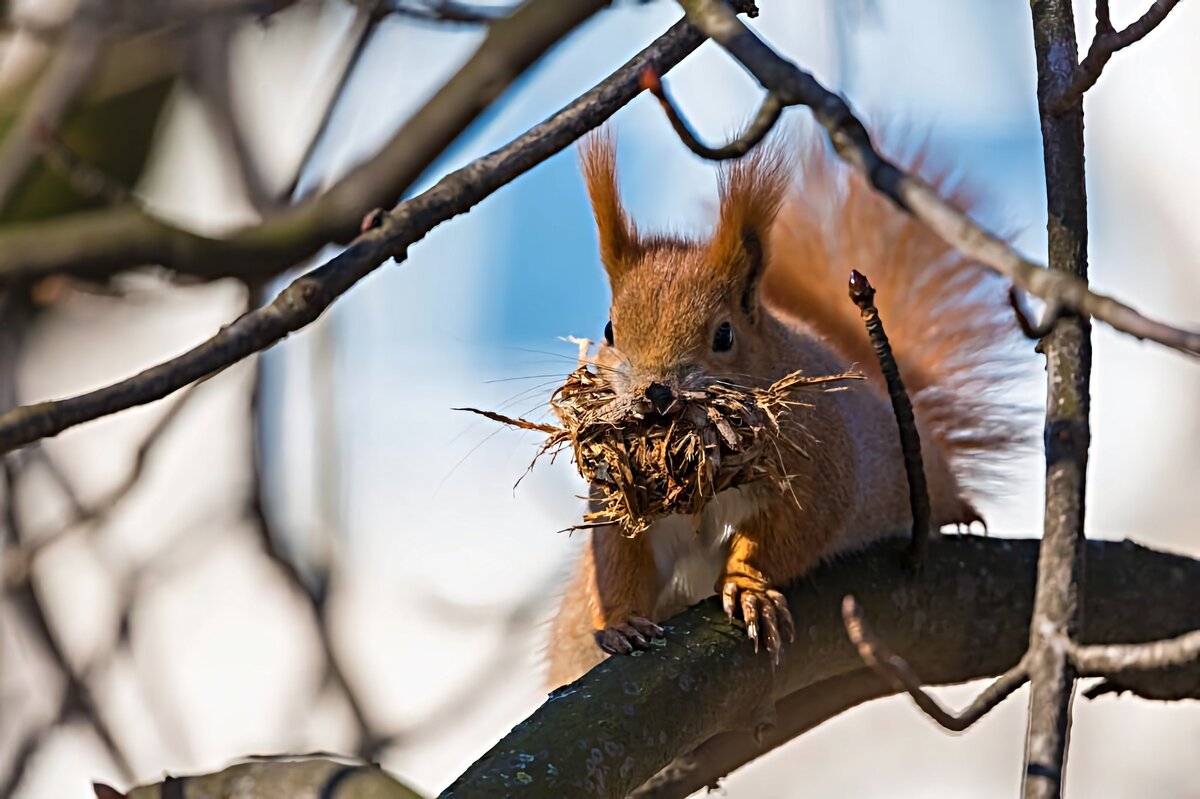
[
  {"xmin": 594, "ymin": 616, "xmax": 664, "ymax": 655},
  {"xmin": 720, "ymin": 577, "xmax": 796, "ymax": 664}
]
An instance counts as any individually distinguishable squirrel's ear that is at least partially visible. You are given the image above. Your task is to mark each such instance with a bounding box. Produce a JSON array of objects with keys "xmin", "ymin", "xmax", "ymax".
[
  {"xmin": 580, "ymin": 131, "xmax": 638, "ymax": 284},
  {"xmin": 710, "ymin": 145, "xmax": 790, "ymax": 318}
]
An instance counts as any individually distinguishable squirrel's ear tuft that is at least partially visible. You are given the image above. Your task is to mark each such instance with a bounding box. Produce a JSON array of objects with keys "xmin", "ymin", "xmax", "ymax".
[
  {"xmin": 710, "ymin": 144, "xmax": 791, "ymax": 317},
  {"xmin": 580, "ymin": 131, "xmax": 639, "ymax": 284}
]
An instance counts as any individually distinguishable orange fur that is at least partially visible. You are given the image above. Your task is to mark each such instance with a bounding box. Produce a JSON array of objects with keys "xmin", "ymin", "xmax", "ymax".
[
  {"xmin": 546, "ymin": 130, "xmax": 1024, "ymax": 689},
  {"xmin": 580, "ymin": 131, "xmax": 639, "ymax": 283},
  {"xmin": 765, "ymin": 135, "xmax": 1025, "ymax": 479}
]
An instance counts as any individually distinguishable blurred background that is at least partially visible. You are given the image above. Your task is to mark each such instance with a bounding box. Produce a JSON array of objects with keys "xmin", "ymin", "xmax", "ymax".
[{"xmin": 0, "ymin": 0, "xmax": 1196, "ymax": 796}]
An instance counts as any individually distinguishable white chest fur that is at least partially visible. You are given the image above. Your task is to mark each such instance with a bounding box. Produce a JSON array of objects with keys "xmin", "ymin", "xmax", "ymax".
[{"xmin": 648, "ymin": 484, "xmax": 765, "ymax": 614}]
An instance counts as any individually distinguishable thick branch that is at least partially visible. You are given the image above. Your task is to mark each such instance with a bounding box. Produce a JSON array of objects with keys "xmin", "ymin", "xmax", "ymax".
[
  {"xmin": 0, "ymin": 0, "xmax": 608, "ymax": 286},
  {"xmin": 441, "ymin": 536, "xmax": 1200, "ymax": 798},
  {"xmin": 0, "ymin": 15, "xmax": 716, "ymax": 454},
  {"xmin": 674, "ymin": 0, "xmax": 1199, "ymax": 356}
]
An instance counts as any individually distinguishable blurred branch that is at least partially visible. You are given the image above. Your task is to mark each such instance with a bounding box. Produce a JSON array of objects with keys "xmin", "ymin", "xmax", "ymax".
[
  {"xmin": 0, "ymin": 12, "xmax": 718, "ymax": 453},
  {"xmin": 1048, "ymin": 0, "xmax": 1183, "ymax": 112},
  {"xmin": 185, "ymin": 15, "xmax": 278, "ymax": 214},
  {"xmin": 383, "ymin": 0, "xmax": 519, "ymax": 24},
  {"xmin": 245, "ymin": 317, "xmax": 391, "ymax": 759},
  {"xmin": 0, "ymin": 0, "xmax": 607, "ymax": 287},
  {"xmin": 1, "ymin": 457, "xmax": 137, "ymax": 791},
  {"xmin": 34, "ymin": 121, "xmax": 138, "ymax": 208},
  {"xmin": 672, "ymin": 0, "xmax": 1200, "ymax": 357},
  {"xmin": 442, "ymin": 536, "xmax": 1200, "ymax": 797},
  {"xmin": 282, "ymin": 8, "xmax": 386, "ymax": 200},
  {"xmin": 1024, "ymin": 3, "xmax": 1091, "ymax": 796},
  {"xmin": 0, "ymin": 0, "xmax": 107, "ymax": 213},
  {"xmin": 1, "ymin": 381, "xmax": 205, "ymax": 593}
]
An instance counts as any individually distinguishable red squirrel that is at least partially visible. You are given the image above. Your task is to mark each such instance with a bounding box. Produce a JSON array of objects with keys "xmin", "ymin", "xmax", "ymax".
[{"xmin": 545, "ymin": 131, "xmax": 1021, "ymax": 688}]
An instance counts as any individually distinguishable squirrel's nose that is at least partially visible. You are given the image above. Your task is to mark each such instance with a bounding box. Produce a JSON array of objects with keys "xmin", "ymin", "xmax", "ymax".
[{"xmin": 644, "ymin": 382, "xmax": 675, "ymax": 414}]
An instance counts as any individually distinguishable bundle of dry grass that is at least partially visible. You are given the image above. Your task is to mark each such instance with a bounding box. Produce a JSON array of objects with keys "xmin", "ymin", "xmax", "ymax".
[{"xmin": 460, "ymin": 364, "xmax": 861, "ymax": 536}]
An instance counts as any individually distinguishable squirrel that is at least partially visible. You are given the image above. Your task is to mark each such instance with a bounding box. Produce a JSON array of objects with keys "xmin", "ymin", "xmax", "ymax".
[{"xmin": 545, "ymin": 130, "xmax": 1022, "ymax": 688}]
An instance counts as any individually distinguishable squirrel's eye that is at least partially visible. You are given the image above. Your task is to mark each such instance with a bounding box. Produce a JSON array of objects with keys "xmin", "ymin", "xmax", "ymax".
[
  {"xmin": 603, "ymin": 320, "xmax": 614, "ymax": 346},
  {"xmin": 713, "ymin": 321, "xmax": 734, "ymax": 352}
]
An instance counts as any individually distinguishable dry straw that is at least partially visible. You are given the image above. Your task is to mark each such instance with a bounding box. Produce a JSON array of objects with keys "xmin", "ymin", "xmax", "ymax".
[{"xmin": 460, "ymin": 360, "xmax": 861, "ymax": 536}]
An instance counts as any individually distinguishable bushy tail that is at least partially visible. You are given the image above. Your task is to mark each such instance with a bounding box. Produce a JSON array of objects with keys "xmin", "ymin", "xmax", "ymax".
[{"xmin": 763, "ymin": 133, "xmax": 1027, "ymax": 494}]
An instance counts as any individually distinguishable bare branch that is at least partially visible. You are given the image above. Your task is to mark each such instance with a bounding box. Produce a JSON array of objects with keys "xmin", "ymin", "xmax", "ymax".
[
  {"xmin": 847, "ymin": 270, "xmax": 932, "ymax": 568},
  {"xmin": 0, "ymin": 14, "xmax": 713, "ymax": 454},
  {"xmin": 383, "ymin": 0, "xmax": 518, "ymax": 24},
  {"xmin": 674, "ymin": 0, "xmax": 1200, "ymax": 357},
  {"xmin": 442, "ymin": 536, "xmax": 1200, "ymax": 797},
  {"xmin": 1024, "ymin": 3, "xmax": 1092, "ymax": 796},
  {"xmin": 640, "ymin": 66, "xmax": 783, "ymax": 160},
  {"xmin": 1050, "ymin": 0, "xmax": 1183, "ymax": 111},
  {"xmin": 0, "ymin": 0, "xmax": 107, "ymax": 213},
  {"xmin": 842, "ymin": 595, "xmax": 1029, "ymax": 732},
  {"xmin": 2, "ymin": 458, "xmax": 136, "ymax": 785},
  {"xmin": 1, "ymin": 380, "xmax": 206, "ymax": 593},
  {"xmin": 0, "ymin": 0, "xmax": 607, "ymax": 287},
  {"xmin": 1068, "ymin": 629, "xmax": 1200, "ymax": 674}
]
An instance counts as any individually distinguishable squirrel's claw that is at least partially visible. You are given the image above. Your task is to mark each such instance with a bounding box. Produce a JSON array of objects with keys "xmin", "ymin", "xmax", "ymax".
[
  {"xmin": 594, "ymin": 616, "xmax": 664, "ymax": 655},
  {"xmin": 721, "ymin": 580, "xmax": 795, "ymax": 665}
]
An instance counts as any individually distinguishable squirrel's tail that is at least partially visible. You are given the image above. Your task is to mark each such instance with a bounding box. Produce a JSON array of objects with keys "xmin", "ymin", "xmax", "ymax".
[{"xmin": 763, "ymin": 133, "xmax": 1027, "ymax": 495}]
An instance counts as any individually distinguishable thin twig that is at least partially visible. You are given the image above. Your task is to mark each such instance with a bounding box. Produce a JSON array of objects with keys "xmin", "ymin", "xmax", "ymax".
[
  {"xmin": 1067, "ymin": 629, "xmax": 1200, "ymax": 674},
  {"xmin": 281, "ymin": 9, "xmax": 386, "ymax": 200},
  {"xmin": 841, "ymin": 595, "xmax": 1029, "ymax": 732},
  {"xmin": 674, "ymin": 0, "xmax": 1199, "ymax": 357},
  {"xmin": 1049, "ymin": 0, "xmax": 1183, "ymax": 111},
  {"xmin": 847, "ymin": 270, "xmax": 931, "ymax": 568},
  {"xmin": 1, "ymin": 459, "xmax": 136, "ymax": 785},
  {"xmin": 1008, "ymin": 286, "xmax": 1063, "ymax": 340},
  {"xmin": 383, "ymin": 0, "xmax": 518, "ymax": 24},
  {"xmin": 1, "ymin": 380, "xmax": 207, "ymax": 593},
  {"xmin": 639, "ymin": 66, "xmax": 783, "ymax": 160},
  {"xmin": 0, "ymin": 13, "xmax": 714, "ymax": 454}
]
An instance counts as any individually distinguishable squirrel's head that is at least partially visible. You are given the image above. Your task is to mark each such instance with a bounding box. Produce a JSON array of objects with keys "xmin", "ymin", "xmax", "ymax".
[{"xmin": 580, "ymin": 132, "xmax": 790, "ymax": 409}]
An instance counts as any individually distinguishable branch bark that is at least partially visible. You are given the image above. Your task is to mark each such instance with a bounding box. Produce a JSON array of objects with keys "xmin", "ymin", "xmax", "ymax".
[
  {"xmin": 441, "ymin": 536, "xmax": 1200, "ymax": 798},
  {"xmin": 0, "ymin": 13, "xmax": 720, "ymax": 454},
  {"xmin": 1024, "ymin": 3, "xmax": 1092, "ymax": 797}
]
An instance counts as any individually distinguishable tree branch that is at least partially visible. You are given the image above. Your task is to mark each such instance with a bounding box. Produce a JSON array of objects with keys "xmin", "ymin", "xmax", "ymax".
[
  {"xmin": 0, "ymin": 6, "xmax": 726, "ymax": 454},
  {"xmin": 0, "ymin": 0, "xmax": 608, "ymax": 286},
  {"xmin": 639, "ymin": 66, "xmax": 783, "ymax": 160},
  {"xmin": 672, "ymin": 0, "xmax": 1200, "ymax": 357},
  {"xmin": 441, "ymin": 536, "xmax": 1199, "ymax": 798},
  {"xmin": 1024, "ymin": 3, "xmax": 1092, "ymax": 796},
  {"xmin": 841, "ymin": 595, "xmax": 1030, "ymax": 732},
  {"xmin": 1048, "ymin": 0, "xmax": 1183, "ymax": 111},
  {"xmin": 848, "ymin": 270, "xmax": 932, "ymax": 568}
]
